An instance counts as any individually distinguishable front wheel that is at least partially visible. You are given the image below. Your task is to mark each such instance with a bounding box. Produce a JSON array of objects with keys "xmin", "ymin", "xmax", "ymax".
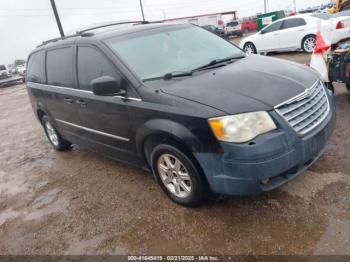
[
  {"xmin": 244, "ymin": 42, "xmax": 257, "ymax": 55},
  {"xmin": 302, "ymin": 35, "xmax": 316, "ymax": 53},
  {"xmin": 151, "ymin": 144, "xmax": 208, "ymax": 207}
]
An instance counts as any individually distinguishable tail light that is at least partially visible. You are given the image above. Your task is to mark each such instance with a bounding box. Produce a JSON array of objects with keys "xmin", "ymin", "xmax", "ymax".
[
  {"xmin": 345, "ymin": 64, "xmax": 350, "ymax": 78},
  {"xmin": 336, "ymin": 21, "xmax": 345, "ymax": 30}
]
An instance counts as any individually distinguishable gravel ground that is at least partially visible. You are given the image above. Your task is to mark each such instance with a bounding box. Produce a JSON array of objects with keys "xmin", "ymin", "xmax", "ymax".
[{"xmin": 0, "ymin": 49, "xmax": 350, "ymax": 255}]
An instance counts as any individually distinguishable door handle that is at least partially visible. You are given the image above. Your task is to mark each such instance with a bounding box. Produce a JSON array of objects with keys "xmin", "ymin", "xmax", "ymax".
[
  {"xmin": 64, "ymin": 98, "xmax": 74, "ymax": 104},
  {"xmin": 76, "ymin": 100, "xmax": 87, "ymax": 107}
]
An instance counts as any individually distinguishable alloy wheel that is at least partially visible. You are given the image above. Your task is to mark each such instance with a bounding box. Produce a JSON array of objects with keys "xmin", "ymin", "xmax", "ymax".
[
  {"xmin": 244, "ymin": 44, "xmax": 256, "ymax": 55},
  {"xmin": 157, "ymin": 154, "xmax": 192, "ymax": 198},
  {"xmin": 304, "ymin": 37, "xmax": 316, "ymax": 53},
  {"xmin": 45, "ymin": 121, "xmax": 59, "ymax": 147}
]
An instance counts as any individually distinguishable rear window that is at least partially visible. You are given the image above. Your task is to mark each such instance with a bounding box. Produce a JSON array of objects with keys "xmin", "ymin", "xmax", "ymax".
[
  {"xmin": 46, "ymin": 47, "xmax": 74, "ymax": 88},
  {"xmin": 0, "ymin": 65, "xmax": 6, "ymax": 70},
  {"xmin": 27, "ymin": 51, "xmax": 46, "ymax": 83},
  {"xmin": 227, "ymin": 21, "xmax": 239, "ymax": 27},
  {"xmin": 311, "ymin": 14, "xmax": 331, "ymax": 20}
]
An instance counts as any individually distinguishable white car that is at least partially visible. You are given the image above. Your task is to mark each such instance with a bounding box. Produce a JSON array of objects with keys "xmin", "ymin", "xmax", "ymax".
[
  {"xmin": 240, "ymin": 14, "xmax": 350, "ymax": 55},
  {"xmin": 0, "ymin": 65, "xmax": 10, "ymax": 80},
  {"xmin": 16, "ymin": 65, "xmax": 26, "ymax": 76},
  {"xmin": 225, "ymin": 20, "xmax": 243, "ymax": 37}
]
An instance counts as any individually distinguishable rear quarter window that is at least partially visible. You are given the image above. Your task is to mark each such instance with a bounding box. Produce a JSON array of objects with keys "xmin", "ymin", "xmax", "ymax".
[
  {"xmin": 27, "ymin": 51, "xmax": 46, "ymax": 83},
  {"xmin": 46, "ymin": 47, "xmax": 75, "ymax": 88},
  {"xmin": 282, "ymin": 18, "xmax": 306, "ymax": 29}
]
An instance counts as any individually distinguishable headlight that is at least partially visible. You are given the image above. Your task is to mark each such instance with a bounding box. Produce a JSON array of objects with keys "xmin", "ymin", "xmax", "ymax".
[{"xmin": 208, "ymin": 111, "xmax": 277, "ymax": 143}]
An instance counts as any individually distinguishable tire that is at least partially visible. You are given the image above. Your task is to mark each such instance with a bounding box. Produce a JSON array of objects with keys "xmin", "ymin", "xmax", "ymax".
[
  {"xmin": 302, "ymin": 35, "xmax": 316, "ymax": 53},
  {"xmin": 326, "ymin": 82, "xmax": 335, "ymax": 94},
  {"xmin": 41, "ymin": 115, "xmax": 72, "ymax": 151},
  {"xmin": 150, "ymin": 144, "xmax": 208, "ymax": 207},
  {"xmin": 243, "ymin": 42, "xmax": 257, "ymax": 55},
  {"xmin": 346, "ymin": 82, "xmax": 350, "ymax": 93}
]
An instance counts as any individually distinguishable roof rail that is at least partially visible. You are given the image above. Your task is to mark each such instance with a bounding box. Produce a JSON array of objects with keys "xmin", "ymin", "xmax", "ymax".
[
  {"xmin": 76, "ymin": 20, "xmax": 150, "ymax": 34},
  {"xmin": 37, "ymin": 33, "xmax": 82, "ymax": 47},
  {"xmin": 37, "ymin": 20, "xmax": 156, "ymax": 48}
]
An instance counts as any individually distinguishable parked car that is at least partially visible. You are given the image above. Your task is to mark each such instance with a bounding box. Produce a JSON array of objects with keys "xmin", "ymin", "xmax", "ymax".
[
  {"xmin": 201, "ymin": 25, "xmax": 226, "ymax": 38},
  {"xmin": 225, "ymin": 21, "xmax": 243, "ymax": 37},
  {"xmin": 16, "ymin": 65, "xmax": 26, "ymax": 76},
  {"xmin": 240, "ymin": 14, "xmax": 350, "ymax": 55},
  {"xmin": 241, "ymin": 19, "xmax": 258, "ymax": 32},
  {"xmin": 0, "ymin": 64, "xmax": 10, "ymax": 80},
  {"xmin": 26, "ymin": 23, "xmax": 336, "ymax": 207}
]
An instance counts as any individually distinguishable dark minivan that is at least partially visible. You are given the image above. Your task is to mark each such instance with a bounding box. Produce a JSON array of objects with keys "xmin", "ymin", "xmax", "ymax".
[{"xmin": 26, "ymin": 23, "xmax": 336, "ymax": 207}]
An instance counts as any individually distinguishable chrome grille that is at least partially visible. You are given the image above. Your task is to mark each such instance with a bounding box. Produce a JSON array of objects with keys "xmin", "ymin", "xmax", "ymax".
[{"xmin": 275, "ymin": 81, "xmax": 330, "ymax": 135}]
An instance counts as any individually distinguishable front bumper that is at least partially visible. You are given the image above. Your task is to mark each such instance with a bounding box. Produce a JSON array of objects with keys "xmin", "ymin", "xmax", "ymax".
[{"xmin": 194, "ymin": 91, "xmax": 336, "ymax": 196}]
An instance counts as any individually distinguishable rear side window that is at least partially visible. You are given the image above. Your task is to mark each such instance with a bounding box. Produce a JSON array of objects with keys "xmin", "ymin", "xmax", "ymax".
[
  {"xmin": 46, "ymin": 47, "xmax": 74, "ymax": 87},
  {"xmin": 27, "ymin": 51, "xmax": 46, "ymax": 83},
  {"xmin": 77, "ymin": 46, "xmax": 120, "ymax": 91},
  {"xmin": 282, "ymin": 18, "xmax": 306, "ymax": 29},
  {"xmin": 263, "ymin": 21, "xmax": 283, "ymax": 33}
]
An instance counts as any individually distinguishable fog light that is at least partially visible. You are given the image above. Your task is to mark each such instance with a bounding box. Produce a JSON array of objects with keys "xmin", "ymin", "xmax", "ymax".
[{"xmin": 261, "ymin": 179, "xmax": 270, "ymax": 185}]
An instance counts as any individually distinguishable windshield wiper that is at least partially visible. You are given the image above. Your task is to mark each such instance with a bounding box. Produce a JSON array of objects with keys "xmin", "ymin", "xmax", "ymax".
[
  {"xmin": 143, "ymin": 71, "xmax": 193, "ymax": 83},
  {"xmin": 142, "ymin": 55, "xmax": 246, "ymax": 83},
  {"xmin": 193, "ymin": 55, "xmax": 246, "ymax": 71}
]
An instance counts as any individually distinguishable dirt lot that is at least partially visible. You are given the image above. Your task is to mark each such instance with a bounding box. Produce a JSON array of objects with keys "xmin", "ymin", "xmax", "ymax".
[{"xmin": 1, "ymin": 50, "xmax": 350, "ymax": 255}]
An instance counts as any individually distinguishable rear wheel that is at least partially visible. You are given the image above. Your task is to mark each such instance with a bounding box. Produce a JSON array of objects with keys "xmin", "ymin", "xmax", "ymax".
[
  {"xmin": 42, "ymin": 116, "xmax": 72, "ymax": 151},
  {"xmin": 244, "ymin": 42, "xmax": 257, "ymax": 55},
  {"xmin": 302, "ymin": 35, "xmax": 316, "ymax": 53},
  {"xmin": 151, "ymin": 144, "xmax": 208, "ymax": 207}
]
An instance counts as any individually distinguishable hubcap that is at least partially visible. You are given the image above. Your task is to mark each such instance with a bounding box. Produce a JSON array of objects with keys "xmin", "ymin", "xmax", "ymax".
[
  {"xmin": 244, "ymin": 44, "xmax": 255, "ymax": 55},
  {"xmin": 157, "ymin": 154, "xmax": 192, "ymax": 198},
  {"xmin": 304, "ymin": 37, "xmax": 316, "ymax": 53},
  {"xmin": 45, "ymin": 122, "xmax": 59, "ymax": 147}
]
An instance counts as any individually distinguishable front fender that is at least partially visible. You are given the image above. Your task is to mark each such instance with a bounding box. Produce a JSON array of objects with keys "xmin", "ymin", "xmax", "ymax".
[{"xmin": 135, "ymin": 118, "xmax": 202, "ymax": 158}]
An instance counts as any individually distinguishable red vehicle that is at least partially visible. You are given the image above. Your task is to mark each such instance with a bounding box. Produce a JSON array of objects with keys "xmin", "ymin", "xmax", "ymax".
[{"xmin": 241, "ymin": 20, "xmax": 258, "ymax": 32}]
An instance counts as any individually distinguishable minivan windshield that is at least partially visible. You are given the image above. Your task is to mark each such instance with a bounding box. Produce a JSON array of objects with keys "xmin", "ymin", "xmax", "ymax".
[{"xmin": 105, "ymin": 24, "xmax": 244, "ymax": 81}]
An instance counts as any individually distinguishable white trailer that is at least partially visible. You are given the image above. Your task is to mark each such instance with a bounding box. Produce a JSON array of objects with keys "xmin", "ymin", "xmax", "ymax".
[{"xmin": 161, "ymin": 11, "xmax": 237, "ymax": 29}]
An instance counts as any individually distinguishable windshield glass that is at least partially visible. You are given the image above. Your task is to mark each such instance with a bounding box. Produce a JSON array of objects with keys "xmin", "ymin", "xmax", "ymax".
[{"xmin": 105, "ymin": 24, "xmax": 244, "ymax": 80}]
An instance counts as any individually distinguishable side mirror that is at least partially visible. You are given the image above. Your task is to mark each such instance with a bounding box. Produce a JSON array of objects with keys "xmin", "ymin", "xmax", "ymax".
[
  {"xmin": 91, "ymin": 76, "xmax": 126, "ymax": 96},
  {"xmin": 260, "ymin": 29, "xmax": 265, "ymax": 34}
]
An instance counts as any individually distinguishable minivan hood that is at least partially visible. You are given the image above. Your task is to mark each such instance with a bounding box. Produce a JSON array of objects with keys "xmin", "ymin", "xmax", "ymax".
[{"xmin": 160, "ymin": 55, "xmax": 319, "ymax": 114}]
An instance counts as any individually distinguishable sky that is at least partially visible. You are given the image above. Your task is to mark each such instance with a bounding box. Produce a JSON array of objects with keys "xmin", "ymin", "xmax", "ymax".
[{"xmin": 0, "ymin": 0, "xmax": 331, "ymax": 65}]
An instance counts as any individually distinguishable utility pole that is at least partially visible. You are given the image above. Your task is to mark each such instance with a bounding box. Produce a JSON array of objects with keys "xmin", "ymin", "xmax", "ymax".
[
  {"xmin": 264, "ymin": 0, "xmax": 268, "ymax": 13},
  {"xmin": 293, "ymin": 0, "xmax": 297, "ymax": 13},
  {"xmin": 50, "ymin": 0, "xmax": 65, "ymax": 38},
  {"xmin": 139, "ymin": 0, "xmax": 145, "ymax": 21}
]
